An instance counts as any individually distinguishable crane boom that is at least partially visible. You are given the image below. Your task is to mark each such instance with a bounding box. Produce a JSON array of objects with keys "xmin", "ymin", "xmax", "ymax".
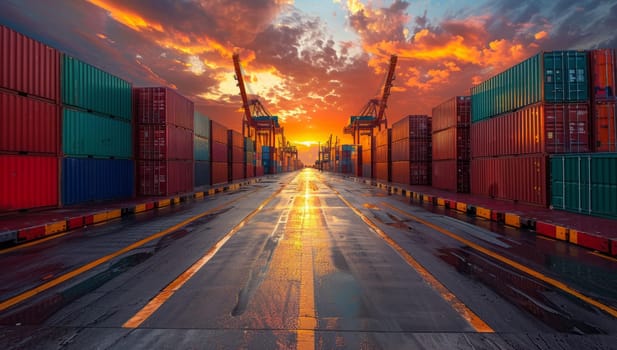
[
  {"xmin": 376, "ymin": 54, "xmax": 397, "ymax": 126},
  {"xmin": 233, "ymin": 53, "xmax": 252, "ymax": 124}
]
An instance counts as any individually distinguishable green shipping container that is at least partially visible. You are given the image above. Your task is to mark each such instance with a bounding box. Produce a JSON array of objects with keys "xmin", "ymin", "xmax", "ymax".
[
  {"xmin": 62, "ymin": 55, "xmax": 132, "ymax": 120},
  {"xmin": 63, "ymin": 108, "xmax": 132, "ymax": 158},
  {"xmin": 471, "ymin": 51, "xmax": 588, "ymax": 122},
  {"xmin": 550, "ymin": 153, "xmax": 617, "ymax": 219},
  {"xmin": 194, "ymin": 136, "xmax": 210, "ymax": 161},
  {"xmin": 194, "ymin": 111, "xmax": 210, "ymax": 138}
]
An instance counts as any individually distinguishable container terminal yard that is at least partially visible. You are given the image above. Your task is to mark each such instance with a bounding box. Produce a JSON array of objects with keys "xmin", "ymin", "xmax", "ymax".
[{"xmin": 1, "ymin": 8, "xmax": 617, "ymax": 349}]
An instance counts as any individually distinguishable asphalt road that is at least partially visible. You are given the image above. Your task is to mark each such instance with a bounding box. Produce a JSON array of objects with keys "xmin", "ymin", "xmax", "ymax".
[{"xmin": 0, "ymin": 168, "xmax": 616, "ymax": 349}]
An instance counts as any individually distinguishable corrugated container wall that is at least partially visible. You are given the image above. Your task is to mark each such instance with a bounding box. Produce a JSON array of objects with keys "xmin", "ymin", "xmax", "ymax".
[
  {"xmin": 471, "ymin": 155, "xmax": 548, "ymax": 207},
  {"xmin": 471, "ymin": 102, "xmax": 591, "ymax": 157},
  {"xmin": 374, "ymin": 128, "xmax": 391, "ymax": 182},
  {"xmin": 62, "ymin": 55, "xmax": 132, "ymax": 120},
  {"xmin": 590, "ymin": 49, "xmax": 616, "ymax": 101},
  {"xmin": 138, "ymin": 160, "xmax": 193, "ymax": 195},
  {"xmin": 194, "ymin": 111, "xmax": 210, "ymax": 138},
  {"xmin": 228, "ymin": 129, "xmax": 245, "ymax": 181},
  {"xmin": 134, "ymin": 87, "xmax": 193, "ymax": 129},
  {"xmin": 0, "ymin": 155, "xmax": 59, "ymax": 211},
  {"xmin": 194, "ymin": 161, "xmax": 211, "ymax": 189},
  {"xmin": 1, "ymin": 90, "xmax": 60, "ymax": 155},
  {"xmin": 551, "ymin": 153, "xmax": 617, "ymax": 219},
  {"xmin": 138, "ymin": 124, "xmax": 193, "ymax": 160},
  {"xmin": 360, "ymin": 134, "xmax": 373, "ymax": 178},
  {"xmin": 593, "ymin": 102, "xmax": 616, "ymax": 152},
  {"xmin": 63, "ymin": 108, "xmax": 132, "ymax": 158},
  {"xmin": 62, "ymin": 158, "xmax": 134, "ymax": 205},
  {"xmin": 471, "ymin": 51, "xmax": 589, "ymax": 122},
  {"xmin": 210, "ymin": 120, "xmax": 228, "ymax": 163},
  {"xmin": 1, "ymin": 25, "xmax": 60, "ymax": 102}
]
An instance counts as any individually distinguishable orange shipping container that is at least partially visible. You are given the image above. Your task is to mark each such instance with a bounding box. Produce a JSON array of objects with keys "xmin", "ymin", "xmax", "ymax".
[
  {"xmin": 590, "ymin": 49, "xmax": 616, "ymax": 101},
  {"xmin": 593, "ymin": 102, "xmax": 617, "ymax": 152}
]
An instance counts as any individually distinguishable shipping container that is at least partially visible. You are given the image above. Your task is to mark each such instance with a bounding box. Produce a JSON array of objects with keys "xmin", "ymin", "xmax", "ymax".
[
  {"xmin": 210, "ymin": 120, "xmax": 228, "ymax": 145},
  {"xmin": 138, "ymin": 124, "xmax": 193, "ymax": 160},
  {"xmin": 391, "ymin": 115, "xmax": 431, "ymax": 142},
  {"xmin": 374, "ymin": 128, "xmax": 391, "ymax": 163},
  {"xmin": 194, "ymin": 136, "xmax": 210, "ymax": 161},
  {"xmin": 374, "ymin": 162, "xmax": 390, "ymax": 183},
  {"xmin": 137, "ymin": 159, "xmax": 193, "ymax": 195},
  {"xmin": 211, "ymin": 141, "xmax": 228, "ymax": 163},
  {"xmin": 228, "ymin": 130, "xmax": 245, "ymax": 165},
  {"xmin": 590, "ymin": 49, "xmax": 616, "ymax": 101},
  {"xmin": 0, "ymin": 25, "xmax": 60, "ymax": 102},
  {"xmin": 0, "ymin": 155, "xmax": 58, "ymax": 212},
  {"xmin": 62, "ymin": 158, "xmax": 134, "ymax": 205},
  {"xmin": 63, "ymin": 108, "xmax": 132, "ymax": 158},
  {"xmin": 550, "ymin": 153, "xmax": 617, "ymax": 219},
  {"xmin": 211, "ymin": 161, "xmax": 228, "ymax": 186},
  {"xmin": 360, "ymin": 135, "xmax": 373, "ymax": 178},
  {"xmin": 194, "ymin": 160, "xmax": 211, "ymax": 189},
  {"xmin": 134, "ymin": 87, "xmax": 193, "ymax": 128},
  {"xmin": 338, "ymin": 144, "xmax": 360, "ymax": 175},
  {"xmin": 471, "ymin": 155, "xmax": 548, "ymax": 206},
  {"xmin": 62, "ymin": 55, "xmax": 132, "ymax": 120},
  {"xmin": 256, "ymin": 165, "xmax": 264, "ymax": 177},
  {"xmin": 391, "ymin": 161, "xmax": 431, "ymax": 185},
  {"xmin": 432, "ymin": 159, "xmax": 470, "ymax": 193},
  {"xmin": 471, "ymin": 102, "xmax": 591, "ymax": 157},
  {"xmin": 194, "ymin": 110, "xmax": 210, "ymax": 138},
  {"xmin": 593, "ymin": 102, "xmax": 617, "ymax": 152},
  {"xmin": 471, "ymin": 51, "xmax": 589, "ymax": 122},
  {"xmin": 1, "ymin": 90, "xmax": 60, "ymax": 154},
  {"xmin": 432, "ymin": 96, "xmax": 471, "ymax": 132},
  {"xmin": 229, "ymin": 162, "xmax": 244, "ymax": 181},
  {"xmin": 245, "ymin": 137, "xmax": 256, "ymax": 153}
]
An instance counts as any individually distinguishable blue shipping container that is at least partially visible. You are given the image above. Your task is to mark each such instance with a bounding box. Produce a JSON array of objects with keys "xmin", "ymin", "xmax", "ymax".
[
  {"xmin": 194, "ymin": 136, "xmax": 210, "ymax": 161},
  {"xmin": 62, "ymin": 158, "xmax": 134, "ymax": 205},
  {"xmin": 195, "ymin": 160, "xmax": 211, "ymax": 189}
]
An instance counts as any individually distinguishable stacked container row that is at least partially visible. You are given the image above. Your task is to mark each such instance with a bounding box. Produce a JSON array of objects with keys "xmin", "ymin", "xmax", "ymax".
[
  {"xmin": 210, "ymin": 119, "xmax": 228, "ymax": 186},
  {"xmin": 338, "ymin": 145, "xmax": 361, "ymax": 176},
  {"xmin": 374, "ymin": 128, "xmax": 391, "ymax": 182},
  {"xmin": 194, "ymin": 111, "xmax": 211, "ymax": 189},
  {"xmin": 135, "ymin": 87, "xmax": 193, "ymax": 196},
  {"xmin": 432, "ymin": 96, "xmax": 470, "ymax": 192},
  {"xmin": 391, "ymin": 115, "xmax": 432, "ymax": 185},
  {"xmin": 590, "ymin": 49, "xmax": 617, "ymax": 152},
  {"xmin": 228, "ymin": 130, "xmax": 245, "ymax": 181}
]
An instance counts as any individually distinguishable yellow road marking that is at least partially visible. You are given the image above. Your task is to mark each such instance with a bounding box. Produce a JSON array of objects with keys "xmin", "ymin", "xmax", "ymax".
[
  {"xmin": 297, "ymin": 175, "xmax": 316, "ymax": 350},
  {"xmin": 382, "ymin": 202, "xmax": 617, "ymax": 319},
  {"xmin": 123, "ymin": 186, "xmax": 285, "ymax": 328},
  {"xmin": 328, "ymin": 186, "xmax": 493, "ymax": 333},
  {"xmin": 591, "ymin": 251, "xmax": 617, "ymax": 263},
  {"xmin": 0, "ymin": 189, "xmax": 259, "ymax": 313},
  {"xmin": 0, "ymin": 232, "xmax": 72, "ymax": 255}
]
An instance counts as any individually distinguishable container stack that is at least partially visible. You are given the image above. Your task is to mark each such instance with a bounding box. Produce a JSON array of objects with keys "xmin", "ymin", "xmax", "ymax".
[
  {"xmin": 391, "ymin": 115, "xmax": 432, "ymax": 185},
  {"xmin": 432, "ymin": 97, "xmax": 470, "ymax": 192},
  {"xmin": 61, "ymin": 55, "xmax": 134, "ymax": 205},
  {"xmin": 374, "ymin": 128, "xmax": 392, "ymax": 182},
  {"xmin": 338, "ymin": 145, "xmax": 361, "ymax": 175},
  {"xmin": 194, "ymin": 111, "xmax": 211, "ymax": 190},
  {"xmin": 471, "ymin": 51, "xmax": 592, "ymax": 206},
  {"xmin": 262, "ymin": 146, "xmax": 277, "ymax": 174},
  {"xmin": 255, "ymin": 142, "xmax": 264, "ymax": 176},
  {"xmin": 359, "ymin": 134, "xmax": 373, "ymax": 178},
  {"xmin": 245, "ymin": 137, "xmax": 256, "ymax": 178},
  {"xmin": 135, "ymin": 87, "xmax": 194, "ymax": 195},
  {"xmin": 228, "ymin": 129, "xmax": 245, "ymax": 182},
  {"xmin": 210, "ymin": 120, "xmax": 228, "ymax": 186},
  {"xmin": 549, "ymin": 49, "xmax": 617, "ymax": 219},
  {"xmin": 1, "ymin": 25, "xmax": 61, "ymax": 212}
]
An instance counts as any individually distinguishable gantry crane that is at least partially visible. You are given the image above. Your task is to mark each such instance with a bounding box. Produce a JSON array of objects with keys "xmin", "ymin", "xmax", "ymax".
[
  {"xmin": 233, "ymin": 53, "xmax": 281, "ymax": 150},
  {"xmin": 343, "ymin": 55, "xmax": 398, "ymax": 144}
]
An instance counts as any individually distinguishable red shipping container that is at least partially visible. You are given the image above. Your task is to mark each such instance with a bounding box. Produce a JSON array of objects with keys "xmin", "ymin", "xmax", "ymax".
[
  {"xmin": 229, "ymin": 162, "xmax": 244, "ymax": 181},
  {"xmin": 138, "ymin": 124, "xmax": 193, "ymax": 160},
  {"xmin": 212, "ymin": 161, "xmax": 227, "ymax": 185},
  {"xmin": 227, "ymin": 129, "xmax": 243, "ymax": 149},
  {"xmin": 432, "ymin": 96, "xmax": 471, "ymax": 132},
  {"xmin": 246, "ymin": 163, "xmax": 255, "ymax": 178},
  {"xmin": 0, "ymin": 25, "xmax": 60, "ymax": 102},
  {"xmin": 391, "ymin": 139, "xmax": 431, "ymax": 162},
  {"xmin": 432, "ymin": 159, "xmax": 470, "ymax": 193},
  {"xmin": 471, "ymin": 103, "xmax": 590, "ymax": 157},
  {"xmin": 392, "ymin": 161, "xmax": 431, "ymax": 185},
  {"xmin": 211, "ymin": 141, "xmax": 228, "ymax": 163},
  {"xmin": 590, "ymin": 49, "xmax": 616, "ymax": 101},
  {"xmin": 391, "ymin": 115, "xmax": 431, "ymax": 142},
  {"xmin": 470, "ymin": 155, "xmax": 548, "ymax": 206},
  {"xmin": 137, "ymin": 159, "xmax": 192, "ymax": 195},
  {"xmin": 256, "ymin": 166, "xmax": 264, "ymax": 177},
  {"xmin": 374, "ymin": 162, "xmax": 390, "ymax": 182},
  {"xmin": 134, "ymin": 87, "xmax": 194, "ymax": 129},
  {"xmin": 210, "ymin": 120, "xmax": 228, "ymax": 145},
  {"xmin": 1, "ymin": 91, "xmax": 60, "ymax": 154},
  {"xmin": 593, "ymin": 102, "xmax": 617, "ymax": 152},
  {"xmin": 0, "ymin": 155, "xmax": 58, "ymax": 212}
]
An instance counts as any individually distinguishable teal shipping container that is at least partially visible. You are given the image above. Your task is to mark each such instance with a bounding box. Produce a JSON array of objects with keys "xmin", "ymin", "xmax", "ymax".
[
  {"xmin": 550, "ymin": 153, "xmax": 617, "ymax": 219},
  {"xmin": 194, "ymin": 136, "xmax": 210, "ymax": 161},
  {"xmin": 62, "ymin": 55, "xmax": 132, "ymax": 120},
  {"xmin": 472, "ymin": 51, "xmax": 589, "ymax": 122},
  {"xmin": 62, "ymin": 108, "xmax": 132, "ymax": 158},
  {"xmin": 194, "ymin": 111, "xmax": 210, "ymax": 138}
]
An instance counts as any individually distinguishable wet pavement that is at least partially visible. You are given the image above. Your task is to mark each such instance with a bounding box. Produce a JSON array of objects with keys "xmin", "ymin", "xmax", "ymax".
[{"xmin": 0, "ymin": 168, "xmax": 616, "ymax": 349}]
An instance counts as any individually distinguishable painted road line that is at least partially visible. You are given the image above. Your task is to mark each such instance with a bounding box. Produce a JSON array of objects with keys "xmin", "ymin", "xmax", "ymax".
[
  {"xmin": 0, "ymin": 232, "xmax": 73, "ymax": 255},
  {"xmin": 123, "ymin": 185, "xmax": 286, "ymax": 328},
  {"xmin": 0, "ymin": 189, "xmax": 260, "ymax": 313},
  {"xmin": 298, "ymin": 174, "xmax": 317, "ymax": 350},
  {"xmin": 326, "ymin": 185, "xmax": 493, "ymax": 333},
  {"xmin": 382, "ymin": 202, "xmax": 617, "ymax": 319}
]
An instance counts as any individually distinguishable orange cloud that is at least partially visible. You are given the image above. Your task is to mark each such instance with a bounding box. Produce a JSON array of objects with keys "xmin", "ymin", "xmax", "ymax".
[
  {"xmin": 86, "ymin": 0, "xmax": 163, "ymax": 32},
  {"xmin": 534, "ymin": 30, "xmax": 548, "ymax": 40}
]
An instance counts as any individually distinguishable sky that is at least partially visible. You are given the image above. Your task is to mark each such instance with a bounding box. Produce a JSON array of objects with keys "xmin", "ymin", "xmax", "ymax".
[{"xmin": 1, "ymin": 0, "xmax": 616, "ymax": 164}]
